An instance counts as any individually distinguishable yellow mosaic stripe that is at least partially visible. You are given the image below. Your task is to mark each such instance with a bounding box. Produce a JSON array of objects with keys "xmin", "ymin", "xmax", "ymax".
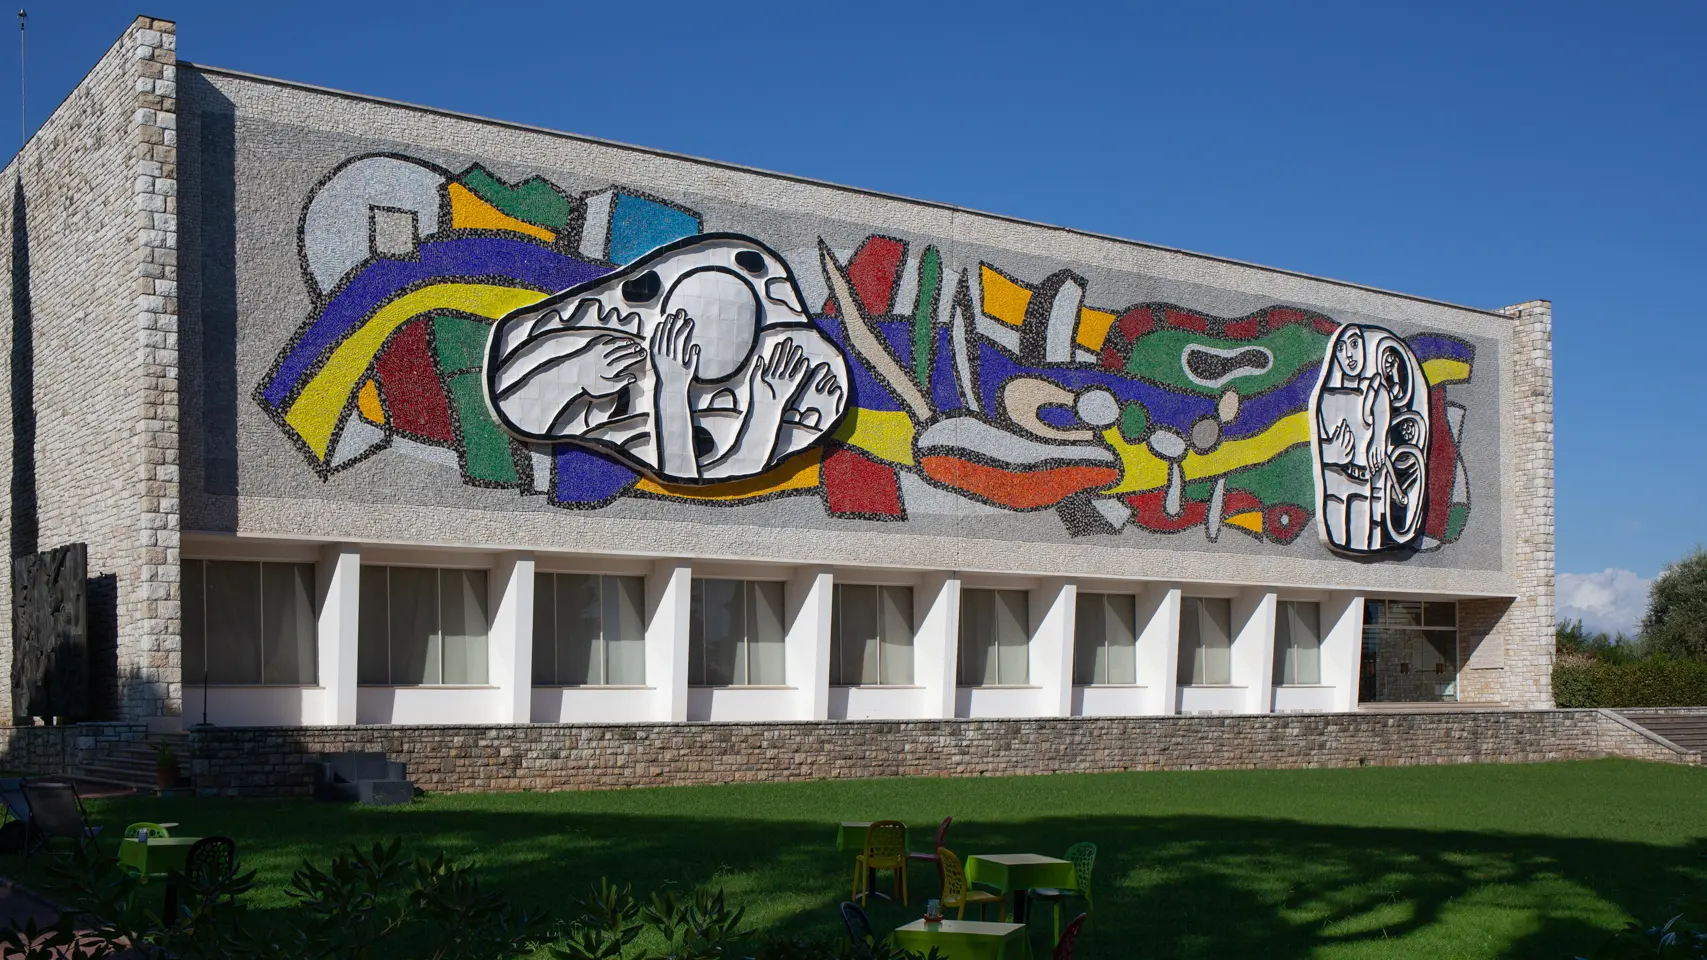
[
  {"xmin": 447, "ymin": 183, "xmax": 557, "ymax": 243},
  {"xmin": 634, "ymin": 449, "xmax": 822, "ymax": 500},
  {"xmin": 835, "ymin": 408, "xmax": 915, "ymax": 466},
  {"xmin": 286, "ymin": 283, "xmax": 547, "ymax": 460},
  {"xmin": 1423, "ymin": 358, "xmax": 1471, "ymax": 386}
]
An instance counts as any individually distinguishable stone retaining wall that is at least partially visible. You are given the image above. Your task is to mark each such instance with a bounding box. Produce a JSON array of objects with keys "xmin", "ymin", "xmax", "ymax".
[
  {"xmin": 0, "ymin": 722, "xmax": 148, "ymax": 777},
  {"xmin": 171, "ymin": 709, "xmax": 1695, "ymax": 798}
]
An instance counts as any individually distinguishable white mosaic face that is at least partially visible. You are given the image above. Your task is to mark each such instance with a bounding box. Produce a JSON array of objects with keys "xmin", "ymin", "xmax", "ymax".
[
  {"xmin": 483, "ymin": 234, "xmax": 849, "ymax": 484},
  {"xmin": 1311, "ymin": 324, "xmax": 1431, "ymax": 554}
]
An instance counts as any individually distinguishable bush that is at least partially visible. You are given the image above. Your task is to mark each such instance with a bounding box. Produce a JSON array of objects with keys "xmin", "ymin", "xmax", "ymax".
[
  {"xmin": 1553, "ymin": 656, "xmax": 1707, "ymax": 708},
  {"xmin": 1642, "ymin": 547, "xmax": 1707, "ymax": 661}
]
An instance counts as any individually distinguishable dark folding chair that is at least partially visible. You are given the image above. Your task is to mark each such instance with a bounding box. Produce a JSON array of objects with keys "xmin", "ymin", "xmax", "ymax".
[
  {"xmin": 1053, "ymin": 912, "xmax": 1088, "ymax": 960},
  {"xmin": 839, "ymin": 900, "xmax": 873, "ymax": 955},
  {"xmin": 907, "ymin": 815, "xmax": 953, "ymax": 889},
  {"xmin": 19, "ymin": 780, "xmax": 100, "ymax": 857},
  {"xmin": 0, "ymin": 778, "xmax": 31, "ymax": 853},
  {"xmin": 164, "ymin": 835, "xmax": 239, "ymax": 922}
]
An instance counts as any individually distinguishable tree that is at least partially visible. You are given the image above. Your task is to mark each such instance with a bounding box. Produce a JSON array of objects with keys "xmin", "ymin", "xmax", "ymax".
[{"xmin": 1640, "ymin": 546, "xmax": 1707, "ymax": 661}]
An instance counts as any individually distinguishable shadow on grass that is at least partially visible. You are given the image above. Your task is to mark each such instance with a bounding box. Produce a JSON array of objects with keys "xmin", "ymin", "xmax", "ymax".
[{"xmin": 20, "ymin": 795, "xmax": 1705, "ymax": 960}]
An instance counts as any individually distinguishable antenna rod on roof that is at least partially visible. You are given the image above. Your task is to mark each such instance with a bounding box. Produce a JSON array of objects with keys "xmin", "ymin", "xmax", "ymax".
[{"xmin": 16, "ymin": 10, "xmax": 23, "ymax": 158}]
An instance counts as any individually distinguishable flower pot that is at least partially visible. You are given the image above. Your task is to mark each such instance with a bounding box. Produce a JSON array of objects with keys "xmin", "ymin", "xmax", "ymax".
[{"xmin": 156, "ymin": 763, "xmax": 180, "ymax": 790}]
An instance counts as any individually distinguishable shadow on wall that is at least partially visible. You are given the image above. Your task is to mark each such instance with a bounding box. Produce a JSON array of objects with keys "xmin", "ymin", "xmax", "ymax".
[
  {"xmin": 66, "ymin": 796, "xmax": 1707, "ymax": 959},
  {"xmin": 183, "ymin": 74, "xmax": 238, "ymax": 530},
  {"xmin": 10, "ymin": 175, "xmax": 36, "ymax": 561},
  {"xmin": 86, "ymin": 573, "xmax": 117, "ymax": 720}
]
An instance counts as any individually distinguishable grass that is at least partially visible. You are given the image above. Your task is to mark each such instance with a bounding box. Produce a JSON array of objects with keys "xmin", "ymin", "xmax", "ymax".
[{"xmin": 16, "ymin": 759, "xmax": 1707, "ymax": 958}]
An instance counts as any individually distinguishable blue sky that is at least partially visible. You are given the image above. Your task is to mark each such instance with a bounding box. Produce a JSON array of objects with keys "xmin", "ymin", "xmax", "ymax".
[{"xmin": 10, "ymin": 1, "xmax": 1703, "ymax": 632}]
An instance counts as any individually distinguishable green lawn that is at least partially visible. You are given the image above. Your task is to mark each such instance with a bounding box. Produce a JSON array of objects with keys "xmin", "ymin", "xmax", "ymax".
[{"xmin": 22, "ymin": 759, "xmax": 1707, "ymax": 959}]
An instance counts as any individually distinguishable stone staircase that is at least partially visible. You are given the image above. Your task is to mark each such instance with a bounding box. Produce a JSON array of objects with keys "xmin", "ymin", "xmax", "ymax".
[
  {"xmin": 75, "ymin": 733, "xmax": 188, "ymax": 792},
  {"xmin": 1617, "ymin": 709, "xmax": 1707, "ymax": 756}
]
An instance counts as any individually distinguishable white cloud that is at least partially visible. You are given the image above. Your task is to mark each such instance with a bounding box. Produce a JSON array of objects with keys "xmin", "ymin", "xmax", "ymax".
[{"xmin": 1557, "ymin": 568, "xmax": 1652, "ymax": 639}]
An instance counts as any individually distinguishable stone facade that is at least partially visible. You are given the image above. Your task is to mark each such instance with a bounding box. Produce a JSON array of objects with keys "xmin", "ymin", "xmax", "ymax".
[
  {"xmin": 1498, "ymin": 300, "xmax": 1556, "ymax": 708},
  {"xmin": 180, "ymin": 710, "xmax": 1691, "ymax": 798},
  {"xmin": 1, "ymin": 17, "xmax": 181, "ymax": 722}
]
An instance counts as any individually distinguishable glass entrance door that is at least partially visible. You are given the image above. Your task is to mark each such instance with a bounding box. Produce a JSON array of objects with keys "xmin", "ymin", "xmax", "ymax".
[{"xmin": 1359, "ymin": 600, "xmax": 1459, "ymax": 703}]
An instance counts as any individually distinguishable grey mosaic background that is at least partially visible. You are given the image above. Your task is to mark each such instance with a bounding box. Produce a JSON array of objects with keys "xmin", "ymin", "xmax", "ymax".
[{"xmin": 177, "ymin": 68, "xmax": 1515, "ymax": 588}]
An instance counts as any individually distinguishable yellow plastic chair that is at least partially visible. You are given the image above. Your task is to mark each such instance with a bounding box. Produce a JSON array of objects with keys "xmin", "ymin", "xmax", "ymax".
[
  {"xmin": 851, "ymin": 820, "xmax": 909, "ymax": 905},
  {"xmin": 938, "ymin": 847, "xmax": 1006, "ymax": 921}
]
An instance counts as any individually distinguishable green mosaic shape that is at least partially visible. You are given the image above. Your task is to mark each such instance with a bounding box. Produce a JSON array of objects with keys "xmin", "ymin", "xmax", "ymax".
[
  {"xmin": 433, "ymin": 314, "xmax": 491, "ymax": 376},
  {"xmin": 1124, "ymin": 323, "xmax": 1330, "ymax": 397},
  {"xmin": 446, "ymin": 370, "xmax": 518, "ymax": 485},
  {"xmin": 459, "ymin": 166, "xmax": 575, "ymax": 232}
]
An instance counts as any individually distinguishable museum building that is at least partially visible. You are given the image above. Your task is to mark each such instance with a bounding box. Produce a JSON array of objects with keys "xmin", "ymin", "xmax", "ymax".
[{"xmin": 0, "ymin": 18, "xmax": 1555, "ymax": 736}]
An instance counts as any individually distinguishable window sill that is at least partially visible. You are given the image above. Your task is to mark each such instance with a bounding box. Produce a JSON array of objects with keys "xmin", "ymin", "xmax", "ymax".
[
  {"xmin": 689, "ymin": 685, "xmax": 796, "ymax": 691},
  {"xmin": 832, "ymin": 685, "xmax": 925, "ymax": 690},
  {"xmin": 1275, "ymin": 684, "xmax": 1334, "ymax": 689},
  {"xmin": 535, "ymin": 685, "xmax": 652, "ymax": 691},
  {"xmin": 357, "ymin": 685, "xmax": 500, "ymax": 690},
  {"xmin": 957, "ymin": 685, "xmax": 1042, "ymax": 690},
  {"xmin": 1178, "ymin": 684, "xmax": 1245, "ymax": 689},
  {"xmin": 192, "ymin": 684, "xmax": 321, "ymax": 689},
  {"xmin": 1073, "ymin": 684, "xmax": 1146, "ymax": 689}
]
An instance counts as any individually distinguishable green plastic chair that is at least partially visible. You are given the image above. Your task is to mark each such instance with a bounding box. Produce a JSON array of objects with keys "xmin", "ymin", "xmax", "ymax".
[{"xmin": 1028, "ymin": 842, "xmax": 1095, "ymax": 942}]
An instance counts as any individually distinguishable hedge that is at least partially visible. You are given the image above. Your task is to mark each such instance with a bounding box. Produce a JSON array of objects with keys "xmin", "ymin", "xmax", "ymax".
[{"xmin": 1552, "ymin": 657, "xmax": 1707, "ymax": 707}]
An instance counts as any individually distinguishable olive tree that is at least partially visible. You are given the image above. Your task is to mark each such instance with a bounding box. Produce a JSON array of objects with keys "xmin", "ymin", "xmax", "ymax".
[{"xmin": 1640, "ymin": 546, "xmax": 1707, "ymax": 661}]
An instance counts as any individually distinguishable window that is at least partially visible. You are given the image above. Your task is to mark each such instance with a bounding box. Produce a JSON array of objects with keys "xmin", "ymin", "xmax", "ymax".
[
  {"xmin": 182, "ymin": 560, "xmax": 317, "ymax": 685},
  {"xmin": 533, "ymin": 573, "xmax": 645, "ymax": 686},
  {"xmin": 689, "ymin": 579, "xmax": 785, "ymax": 685},
  {"xmin": 358, "ymin": 566, "xmax": 489, "ymax": 685},
  {"xmin": 959, "ymin": 588, "xmax": 1029, "ymax": 686},
  {"xmin": 1360, "ymin": 600, "xmax": 1458, "ymax": 703},
  {"xmin": 1177, "ymin": 596, "xmax": 1232, "ymax": 685},
  {"xmin": 830, "ymin": 584, "xmax": 914, "ymax": 685},
  {"xmin": 1074, "ymin": 592, "xmax": 1137, "ymax": 685},
  {"xmin": 1273, "ymin": 600, "xmax": 1322, "ymax": 685}
]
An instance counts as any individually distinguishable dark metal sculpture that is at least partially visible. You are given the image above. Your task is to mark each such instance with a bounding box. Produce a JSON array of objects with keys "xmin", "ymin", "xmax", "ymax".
[{"xmin": 11, "ymin": 542, "xmax": 88, "ymax": 722}]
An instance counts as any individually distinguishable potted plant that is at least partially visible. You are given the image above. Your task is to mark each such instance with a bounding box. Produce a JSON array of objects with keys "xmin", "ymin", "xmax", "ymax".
[{"xmin": 152, "ymin": 743, "xmax": 181, "ymax": 790}]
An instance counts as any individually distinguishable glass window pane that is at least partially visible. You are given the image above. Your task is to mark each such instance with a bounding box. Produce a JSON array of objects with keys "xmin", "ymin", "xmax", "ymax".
[
  {"xmin": 1178, "ymin": 597, "xmax": 1202, "ymax": 686},
  {"xmin": 1199, "ymin": 598, "xmax": 1232, "ymax": 685},
  {"xmin": 1073, "ymin": 592, "xmax": 1106, "ymax": 685},
  {"xmin": 995, "ymin": 590, "xmax": 1029, "ymax": 684},
  {"xmin": 389, "ymin": 566, "xmax": 440, "ymax": 685},
  {"xmin": 837, "ymin": 584, "xmax": 879, "ymax": 686},
  {"xmin": 204, "ymin": 561, "xmax": 262, "ymax": 684},
  {"xmin": 1105, "ymin": 594, "xmax": 1137, "ymax": 685},
  {"xmin": 699, "ymin": 579, "xmax": 742, "ymax": 686},
  {"xmin": 441, "ymin": 569, "xmax": 489, "ymax": 685},
  {"xmin": 959, "ymin": 589, "xmax": 996, "ymax": 686},
  {"xmin": 531, "ymin": 573, "xmax": 555, "ymax": 685},
  {"xmin": 554, "ymin": 574, "xmax": 601, "ymax": 686},
  {"xmin": 358, "ymin": 566, "xmax": 389, "ymax": 684},
  {"xmin": 689, "ymin": 579, "xmax": 705, "ymax": 686},
  {"xmin": 1386, "ymin": 600, "xmax": 1423, "ymax": 628},
  {"xmin": 1292, "ymin": 602, "xmax": 1321, "ymax": 685},
  {"xmin": 829, "ymin": 585, "xmax": 843, "ymax": 686},
  {"xmin": 182, "ymin": 560, "xmax": 205, "ymax": 685},
  {"xmin": 260, "ymin": 562, "xmax": 316, "ymax": 684},
  {"xmin": 604, "ymin": 576, "xmax": 646, "ymax": 685},
  {"xmin": 1423, "ymin": 601, "xmax": 1456, "ymax": 629},
  {"xmin": 747, "ymin": 581, "xmax": 786, "ymax": 685},
  {"xmin": 878, "ymin": 585, "xmax": 914, "ymax": 685}
]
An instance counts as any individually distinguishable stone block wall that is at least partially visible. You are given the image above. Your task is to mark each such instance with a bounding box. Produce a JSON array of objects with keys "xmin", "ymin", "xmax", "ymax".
[
  {"xmin": 185, "ymin": 710, "xmax": 1692, "ymax": 798},
  {"xmin": 0, "ymin": 17, "xmax": 180, "ymax": 721},
  {"xmin": 0, "ymin": 721, "xmax": 147, "ymax": 777},
  {"xmin": 1498, "ymin": 300, "xmax": 1556, "ymax": 708}
]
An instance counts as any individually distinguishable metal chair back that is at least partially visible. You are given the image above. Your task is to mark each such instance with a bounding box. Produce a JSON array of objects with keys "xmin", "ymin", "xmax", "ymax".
[
  {"xmin": 1064, "ymin": 841, "xmax": 1097, "ymax": 902},
  {"xmin": 839, "ymin": 900, "xmax": 873, "ymax": 946},
  {"xmin": 185, "ymin": 836, "xmax": 238, "ymax": 888}
]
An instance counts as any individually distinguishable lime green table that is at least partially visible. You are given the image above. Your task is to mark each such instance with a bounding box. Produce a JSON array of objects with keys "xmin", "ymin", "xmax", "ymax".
[
  {"xmin": 118, "ymin": 836, "xmax": 199, "ymax": 880},
  {"xmin": 893, "ymin": 918, "xmax": 1026, "ymax": 959},
  {"xmin": 965, "ymin": 854, "xmax": 1075, "ymax": 923}
]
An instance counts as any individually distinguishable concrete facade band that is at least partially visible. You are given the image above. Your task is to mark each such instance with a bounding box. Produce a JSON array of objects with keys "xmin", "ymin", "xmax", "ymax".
[{"xmin": 2, "ymin": 18, "xmax": 1555, "ymax": 735}]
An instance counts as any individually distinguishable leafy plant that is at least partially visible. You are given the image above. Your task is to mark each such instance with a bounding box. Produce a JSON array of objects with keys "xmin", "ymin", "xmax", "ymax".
[{"xmin": 151, "ymin": 742, "xmax": 179, "ymax": 768}]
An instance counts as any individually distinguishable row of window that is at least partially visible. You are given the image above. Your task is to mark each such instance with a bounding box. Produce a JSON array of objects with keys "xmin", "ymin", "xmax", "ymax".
[{"xmin": 183, "ymin": 560, "xmax": 1415, "ymax": 690}]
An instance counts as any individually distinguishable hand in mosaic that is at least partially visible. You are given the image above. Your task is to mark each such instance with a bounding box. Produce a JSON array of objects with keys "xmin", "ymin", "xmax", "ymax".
[{"xmin": 484, "ymin": 234, "xmax": 850, "ymax": 483}]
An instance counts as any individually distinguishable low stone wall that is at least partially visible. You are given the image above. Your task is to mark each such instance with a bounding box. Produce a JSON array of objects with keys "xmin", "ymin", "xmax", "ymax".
[
  {"xmin": 0, "ymin": 722, "xmax": 147, "ymax": 777},
  {"xmin": 180, "ymin": 709, "xmax": 1696, "ymax": 798}
]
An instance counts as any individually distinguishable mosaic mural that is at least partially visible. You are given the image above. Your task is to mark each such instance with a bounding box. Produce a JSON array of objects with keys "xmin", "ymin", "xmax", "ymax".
[{"xmin": 257, "ymin": 153, "xmax": 1478, "ymax": 551}]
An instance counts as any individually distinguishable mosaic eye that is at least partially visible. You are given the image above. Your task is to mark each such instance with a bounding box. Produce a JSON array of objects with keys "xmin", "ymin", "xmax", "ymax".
[
  {"xmin": 734, "ymin": 250, "xmax": 766, "ymax": 274},
  {"xmin": 621, "ymin": 270, "xmax": 661, "ymax": 304}
]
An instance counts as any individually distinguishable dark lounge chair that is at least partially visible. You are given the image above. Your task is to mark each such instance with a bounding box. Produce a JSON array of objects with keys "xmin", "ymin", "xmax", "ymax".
[{"xmin": 313, "ymin": 752, "xmax": 414, "ymax": 805}]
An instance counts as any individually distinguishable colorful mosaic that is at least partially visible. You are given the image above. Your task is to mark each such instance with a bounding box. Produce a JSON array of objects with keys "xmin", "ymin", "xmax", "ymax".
[{"xmin": 257, "ymin": 153, "xmax": 1477, "ymax": 550}]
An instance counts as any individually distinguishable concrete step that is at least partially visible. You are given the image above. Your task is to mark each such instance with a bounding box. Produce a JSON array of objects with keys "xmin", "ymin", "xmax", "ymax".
[{"xmin": 1617, "ymin": 711, "xmax": 1707, "ymax": 753}]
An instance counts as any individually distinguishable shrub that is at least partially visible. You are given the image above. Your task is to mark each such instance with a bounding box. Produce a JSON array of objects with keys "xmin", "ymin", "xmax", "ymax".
[{"xmin": 1553, "ymin": 656, "xmax": 1707, "ymax": 708}]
